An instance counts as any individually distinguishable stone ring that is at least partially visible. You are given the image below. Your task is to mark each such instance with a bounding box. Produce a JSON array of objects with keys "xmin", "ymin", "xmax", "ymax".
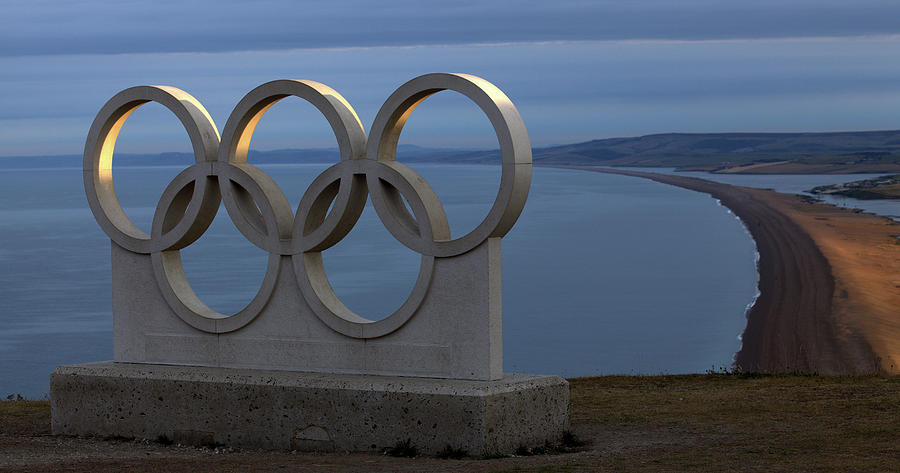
[{"xmin": 83, "ymin": 74, "xmax": 532, "ymax": 337}]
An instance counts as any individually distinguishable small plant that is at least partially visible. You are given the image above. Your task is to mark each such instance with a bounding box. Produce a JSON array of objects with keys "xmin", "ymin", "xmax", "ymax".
[
  {"xmin": 384, "ymin": 438, "xmax": 418, "ymax": 458},
  {"xmin": 560, "ymin": 430, "xmax": 586, "ymax": 449},
  {"xmin": 705, "ymin": 364, "xmax": 770, "ymax": 379},
  {"xmin": 156, "ymin": 434, "xmax": 174, "ymax": 445},
  {"xmin": 480, "ymin": 450, "xmax": 508, "ymax": 460},
  {"xmin": 515, "ymin": 442, "xmax": 549, "ymax": 456},
  {"xmin": 514, "ymin": 444, "xmax": 532, "ymax": 456},
  {"xmin": 436, "ymin": 444, "xmax": 467, "ymax": 459},
  {"xmin": 515, "ymin": 433, "xmax": 587, "ymax": 456},
  {"xmin": 737, "ymin": 370, "xmax": 767, "ymax": 379}
]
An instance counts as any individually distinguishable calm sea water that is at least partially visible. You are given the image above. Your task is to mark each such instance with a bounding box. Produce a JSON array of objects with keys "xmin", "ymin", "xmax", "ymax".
[{"xmin": 1, "ymin": 163, "xmax": 764, "ymax": 397}]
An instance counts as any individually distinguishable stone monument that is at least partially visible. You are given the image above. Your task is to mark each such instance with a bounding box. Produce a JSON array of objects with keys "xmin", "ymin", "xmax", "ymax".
[{"xmin": 51, "ymin": 73, "xmax": 569, "ymax": 455}]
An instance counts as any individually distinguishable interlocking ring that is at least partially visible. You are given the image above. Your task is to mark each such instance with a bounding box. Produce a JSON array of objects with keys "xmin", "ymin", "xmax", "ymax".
[{"xmin": 84, "ymin": 73, "xmax": 532, "ymax": 337}]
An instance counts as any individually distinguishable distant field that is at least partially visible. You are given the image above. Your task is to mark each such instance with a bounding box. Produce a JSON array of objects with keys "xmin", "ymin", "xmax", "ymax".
[
  {"xmin": 810, "ymin": 175, "xmax": 900, "ymax": 200},
  {"xmin": 4, "ymin": 374, "xmax": 899, "ymax": 472}
]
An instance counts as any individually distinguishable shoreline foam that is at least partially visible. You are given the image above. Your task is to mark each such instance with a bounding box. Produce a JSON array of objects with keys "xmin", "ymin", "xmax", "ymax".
[{"xmin": 714, "ymin": 197, "xmax": 762, "ymax": 351}]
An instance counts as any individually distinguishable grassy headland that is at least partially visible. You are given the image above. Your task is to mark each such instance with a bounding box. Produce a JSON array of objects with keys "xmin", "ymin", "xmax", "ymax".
[
  {"xmin": 3, "ymin": 375, "xmax": 899, "ymax": 472},
  {"xmin": 809, "ymin": 175, "xmax": 900, "ymax": 200}
]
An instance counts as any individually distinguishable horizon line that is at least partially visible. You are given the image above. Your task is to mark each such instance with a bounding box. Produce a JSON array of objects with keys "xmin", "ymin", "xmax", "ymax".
[{"xmin": 4, "ymin": 128, "xmax": 900, "ymax": 159}]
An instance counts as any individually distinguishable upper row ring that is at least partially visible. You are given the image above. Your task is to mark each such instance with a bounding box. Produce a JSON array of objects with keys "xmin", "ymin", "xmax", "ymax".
[{"xmin": 83, "ymin": 73, "xmax": 532, "ymax": 258}]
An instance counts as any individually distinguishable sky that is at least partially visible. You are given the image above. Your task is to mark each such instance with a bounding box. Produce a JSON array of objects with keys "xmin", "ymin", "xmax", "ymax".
[{"xmin": 2, "ymin": 0, "xmax": 900, "ymax": 156}]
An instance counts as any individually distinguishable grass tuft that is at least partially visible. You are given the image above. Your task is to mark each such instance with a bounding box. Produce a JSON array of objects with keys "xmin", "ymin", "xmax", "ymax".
[
  {"xmin": 436, "ymin": 444, "xmax": 468, "ymax": 459},
  {"xmin": 560, "ymin": 430, "xmax": 586, "ymax": 449},
  {"xmin": 384, "ymin": 438, "xmax": 418, "ymax": 458}
]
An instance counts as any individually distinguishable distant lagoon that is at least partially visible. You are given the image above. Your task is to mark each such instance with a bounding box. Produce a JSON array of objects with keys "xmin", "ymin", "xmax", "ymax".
[
  {"xmin": 3, "ymin": 161, "xmax": 891, "ymax": 398},
  {"xmin": 619, "ymin": 167, "xmax": 900, "ymax": 221}
]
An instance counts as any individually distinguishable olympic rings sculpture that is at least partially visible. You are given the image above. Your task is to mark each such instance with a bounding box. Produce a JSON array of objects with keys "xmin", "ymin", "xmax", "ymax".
[{"xmin": 84, "ymin": 73, "xmax": 532, "ymax": 338}]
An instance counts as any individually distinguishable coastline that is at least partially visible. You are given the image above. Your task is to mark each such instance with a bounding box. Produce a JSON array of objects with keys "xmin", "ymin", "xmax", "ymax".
[{"xmin": 556, "ymin": 166, "xmax": 889, "ymax": 374}]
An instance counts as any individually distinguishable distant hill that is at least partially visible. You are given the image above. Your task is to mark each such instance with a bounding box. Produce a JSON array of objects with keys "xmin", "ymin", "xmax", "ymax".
[
  {"xmin": 0, "ymin": 145, "xmax": 455, "ymax": 169},
  {"xmin": 5, "ymin": 130, "xmax": 900, "ymax": 174},
  {"xmin": 414, "ymin": 130, "xmax": 900, "ymax": 173}
]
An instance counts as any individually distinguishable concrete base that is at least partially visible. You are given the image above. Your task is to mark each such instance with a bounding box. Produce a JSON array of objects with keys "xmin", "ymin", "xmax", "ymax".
[{"xmin": 51, "ymin": 362, "xmax": 569, "ymax": 456}]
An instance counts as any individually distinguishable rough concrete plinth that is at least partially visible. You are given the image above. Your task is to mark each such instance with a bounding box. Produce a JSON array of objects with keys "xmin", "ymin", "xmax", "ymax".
[{"xmin": 51, "ymin": 362, "xmax": 569, "ymax": 455}]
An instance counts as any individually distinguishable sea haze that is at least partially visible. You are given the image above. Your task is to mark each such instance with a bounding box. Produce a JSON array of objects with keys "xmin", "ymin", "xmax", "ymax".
[{"xmin": 0, "ymin": 162, "xmax": 759, "ymax": 397}]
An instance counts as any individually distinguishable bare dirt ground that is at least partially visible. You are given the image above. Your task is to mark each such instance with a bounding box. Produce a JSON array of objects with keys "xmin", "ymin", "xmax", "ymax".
[{"xmin": 4, "ymin": 375, "xmax": 900, "ymax": 472}]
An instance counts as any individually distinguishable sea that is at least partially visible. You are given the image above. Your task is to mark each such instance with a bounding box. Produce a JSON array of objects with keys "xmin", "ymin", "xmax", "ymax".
[{"xmin": 1, "ymin": 160, "xmax": 896, "ymax": 398}]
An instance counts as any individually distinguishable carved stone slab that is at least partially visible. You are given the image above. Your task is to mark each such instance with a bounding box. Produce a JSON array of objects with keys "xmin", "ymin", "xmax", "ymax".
[
  {"xmin": 82, "ymin": 73, "xmax": 531, "ymax": 380},
  {"xmin": 52, "ymin": 362, "xmax": 569, "ymax": 455}
]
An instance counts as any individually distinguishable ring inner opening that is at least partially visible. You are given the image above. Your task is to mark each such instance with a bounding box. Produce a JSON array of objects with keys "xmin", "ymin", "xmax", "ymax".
[
  {"xmin": 110, "ymin": 101, "xmax": 195, "ymax": 235},
  {"xmin": 392, "ymin": 90, "xmax": 501, "ymax": 238}
]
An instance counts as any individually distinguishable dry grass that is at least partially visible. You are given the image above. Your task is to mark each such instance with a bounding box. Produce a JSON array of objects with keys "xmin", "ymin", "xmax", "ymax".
[
  {"xmin": 562, "ymin": 374, "xmax": 900, "ymax": 472},
  {"xmin": 5, "ymin": 375, "xmax": 900, "ymax": 472},
  {"xmin": 716, "ymin": 161, "xmax": 790, "ymax": 173},
  {"xmin": 723, "ymin": 162, "xmax": 900, "ymax": 174},
  {"xmin": 0, "ymin": 400, "xmax": 51, "ymax": 437},
  {"xmin": 870, "ymin": 183, "xmax": 900, "ymax": 198}
]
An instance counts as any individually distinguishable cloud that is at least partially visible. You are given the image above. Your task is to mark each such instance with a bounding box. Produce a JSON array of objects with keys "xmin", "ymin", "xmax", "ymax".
[
  {"xmin": 3, "ymin": 37, "xmax": 900, "ymax": 156},
  {"xmin": 4, "ymin": 0, "xmax": 900, "ymax": 56}
]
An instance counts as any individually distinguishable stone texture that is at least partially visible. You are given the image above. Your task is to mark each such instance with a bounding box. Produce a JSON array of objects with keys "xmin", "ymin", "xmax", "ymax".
[
  {"xmin": 87, "ymin": 75, "xmax": 530, "ymax": 382},
  {"xmin": 112, "ymin": 238, "xmax": 503, "ymax": 380},
  {"xmin": 51, "ymin": 362, "xmax": 569, "ymax": 455}
]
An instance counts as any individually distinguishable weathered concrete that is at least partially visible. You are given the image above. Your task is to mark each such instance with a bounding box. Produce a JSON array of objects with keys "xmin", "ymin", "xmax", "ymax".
[
  {"xmin": 113, "ymin": 237, "xmax": 502, "ymax": 380},
  {"xmin": 51, "ymin": 362, "xmax": 569, "ymax": 455}
]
